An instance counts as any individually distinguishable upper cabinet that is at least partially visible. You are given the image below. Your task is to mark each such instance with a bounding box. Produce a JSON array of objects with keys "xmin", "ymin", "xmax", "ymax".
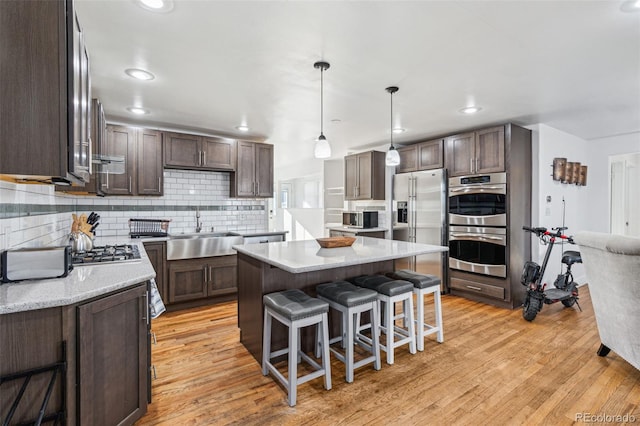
[
  {"xmin": 344, "ymin": 151, "xmax": 385, "ymax": 200},
  {"xmin": 100, "ymin": 125, "xmax": 163, "ymax": 196},
  {"xmin": 396, "ymin": 139, "xmax": 444, "ymax": 174},
  {"xmin": 164, "ymin": 132, "xmax": 235, "ymax": 171},
  {"xmin": 231, "ymin": 141, "xmax": 274, "ymax": 198},
  {"xmin": 0, "ymin": 0, "xmax": 91, "ymax": 184},
  {"xmin": 445, "ymin": 126, "xmax": 505, "ymax": 177},
  {"xmin": 83, "ymin": 98, "xmax": 107, "ymax": 194}
]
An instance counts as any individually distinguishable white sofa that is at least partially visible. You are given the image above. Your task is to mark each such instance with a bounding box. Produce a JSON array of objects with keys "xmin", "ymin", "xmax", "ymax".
[{"xmin": 575, "ymin": 231, "xmax": 640, "ymax": 370}]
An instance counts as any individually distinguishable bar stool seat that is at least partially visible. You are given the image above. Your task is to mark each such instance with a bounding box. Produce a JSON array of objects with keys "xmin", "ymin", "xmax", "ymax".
[
  {"xmin": 349, "ymin": 275, "xmax": 416, "ymax": 365},
  {"xmin": 262, "ymin": 289, "xmax": 331, "ymax": 406},
  {"xmin": 387, "ymin": 270, "xmax": 443, "ymax": 351},
  {"xmin": 316, "ymin": 281, "xmax": 381, "ymax": 383}
]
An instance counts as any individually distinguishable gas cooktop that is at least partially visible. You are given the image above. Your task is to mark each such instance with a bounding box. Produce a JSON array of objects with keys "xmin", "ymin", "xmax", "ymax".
[{"xmin": 72, "ymin": 244, "xmax": 141, "ymax": 265}]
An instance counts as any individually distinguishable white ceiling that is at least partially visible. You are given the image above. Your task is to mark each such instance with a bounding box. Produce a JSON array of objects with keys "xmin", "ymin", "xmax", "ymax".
[{"xmin": 75, "ymin": 0, "xmax": 640, "ymax": 173}]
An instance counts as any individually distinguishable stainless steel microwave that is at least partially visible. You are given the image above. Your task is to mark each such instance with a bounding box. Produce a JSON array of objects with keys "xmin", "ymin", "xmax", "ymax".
[{"xmin": 342, "ymin": 211, "xmax": 378, "ymax": 228}]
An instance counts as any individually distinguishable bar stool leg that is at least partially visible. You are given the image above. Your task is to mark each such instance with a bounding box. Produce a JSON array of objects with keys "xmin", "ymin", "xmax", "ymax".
[
  {"xmin": 345, "ymin": 309, "xmax": 355, "ymax": 383},
  {"xmin": 384, "ymin": 299, "xmax": 394, "ymax": 365},
  {"xmin": 407, "ymin": 296, "xmax": 416, "ymax": 354},
  {"xmin": 434, "ymin": 289, "xmax": 444, "ymax": 343},
  {"xmin": 321, "ymin": 312, "xmax": 332, "ymax": 390},
  {"xmin": 262, "ymin": 309, "xmax": 271, "ymax": 376},
  {"xmin": 371, "ymin": 301, "xmax": 381, "ymax": 371},
  {"xmin": 416, "ymin": 290, "xmax": 425, "ymax": 351},
  {"xmin": 288, "ymin": 322, "xmax": 298, "ymax": 406}
]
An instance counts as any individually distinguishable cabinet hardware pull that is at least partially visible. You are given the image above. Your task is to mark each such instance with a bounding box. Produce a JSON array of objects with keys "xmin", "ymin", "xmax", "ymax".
[
  {"xmin": 129, "ymin": 176, "xmax": 132, "ymax": 193},
  {"xmin": 151, "ymin": 365, "xmax": 157, "ymax": 380},
  {"xmin": 256, "ymin": 181, "xmax": 259, "ymax": 195},
  {"xmin": 203, "ymin": 151, "xmax": 206, "ymax": 166},
  {"xmin": 151, "ymin": 331, "xmax": 157, "ymax": 345},
  {"xmin": 142, "ymin": 292, "xmax": 149, "ymax": 323},
  {"xmin": 466, "ymin": 285, "xmax": 482, "ymax": 291},
  {"xmin": 470, "ymin": 158, "xmax": 474, "ymax": 173},
  {"xmin": 475, "ymin": 158, "xmax": 479, "ymax": 172},
  {"xmin": 158, "ymin": 177, "xmax": 161, "ymax": 190}
]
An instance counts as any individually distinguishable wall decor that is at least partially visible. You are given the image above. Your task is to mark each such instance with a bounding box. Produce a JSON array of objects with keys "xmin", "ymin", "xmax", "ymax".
[{"xmin": 551, "ymin": 157, "xmax": 587, "ymax": 186}]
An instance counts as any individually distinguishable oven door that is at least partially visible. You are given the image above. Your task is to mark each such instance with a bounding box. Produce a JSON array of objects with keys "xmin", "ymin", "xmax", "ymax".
[
  {"xmin": 449, "ymin": 226, "xmax": 507, "ymax": 278},
  {"xmin": 448, "ymin": 184, "xmax": 506, "ymax": 226}
]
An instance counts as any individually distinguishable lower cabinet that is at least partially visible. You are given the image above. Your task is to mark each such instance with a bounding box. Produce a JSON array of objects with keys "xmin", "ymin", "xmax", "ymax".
[
  {"xmin": 0, "ymin": 283, "xmax": 150, "ymax": 425},
  {"xmin": 77, "ymin": 284, "xmax": 149, "ymax": 425},
  {"xmin": 143, "ymin": 241, "xmax": 167, "ymax": 302},
  {"xmin": 168, "ymin": 255, "xmax": 237, "ymax": 304}
]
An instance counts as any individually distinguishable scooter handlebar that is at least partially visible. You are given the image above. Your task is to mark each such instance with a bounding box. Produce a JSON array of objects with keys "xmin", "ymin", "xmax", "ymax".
[{"xmin": 522, "ymin": 226, "xmax": 548, "ymax": 236}]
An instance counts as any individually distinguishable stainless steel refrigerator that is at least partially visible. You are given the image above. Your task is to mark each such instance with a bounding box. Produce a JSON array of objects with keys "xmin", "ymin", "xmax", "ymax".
[{"xmin": 392, "ymin": 168, "xmax": 448, "ymax": 290}]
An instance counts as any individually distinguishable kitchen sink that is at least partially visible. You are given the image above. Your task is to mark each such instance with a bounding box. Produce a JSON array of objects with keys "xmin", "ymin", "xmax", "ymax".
[{"xmin": 166, "ymin": 233, "xmax": 244, "ymax": 260}]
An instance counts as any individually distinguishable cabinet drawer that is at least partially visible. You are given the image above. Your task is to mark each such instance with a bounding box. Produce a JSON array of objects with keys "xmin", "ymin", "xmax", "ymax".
[
  {"xmin": 450, "ymin": 277, "xmax": 505, "ymax": 299},
  {"xmin": 243, "ymin": 234, "xmax": 284, "ymax": 244}
]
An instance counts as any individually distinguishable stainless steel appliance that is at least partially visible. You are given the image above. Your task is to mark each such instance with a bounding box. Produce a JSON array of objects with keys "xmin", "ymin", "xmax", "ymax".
[
  {"xmin": 342, "ymin": 211, "xmax": 379, "ymax": 228},
  {"xmin": 71, "ymin": 244, "xmax": 141, "ymax": 265},
  {"xmin": 449, "ymin": 225, "xmax": 507, "ymax": 278},
  {"xmin": 392, "ymin": 169, "xmax": 448, "ymax": 289},
  {"xmin": 448, "ymin": 172, "xmax": 506, "ymax": 226},
  {"xmin": 1, "ymin": 246, "xmax": 72, "ymax": 283},
  {"xmin": 448, "ymin": 172, "xmax": 508, "ymax": 278}
]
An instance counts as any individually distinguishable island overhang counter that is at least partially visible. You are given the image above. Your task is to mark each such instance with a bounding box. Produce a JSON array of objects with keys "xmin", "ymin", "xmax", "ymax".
[{"xmin": 233, "ymin": 236, "xmax": 448, "ymax": 362}]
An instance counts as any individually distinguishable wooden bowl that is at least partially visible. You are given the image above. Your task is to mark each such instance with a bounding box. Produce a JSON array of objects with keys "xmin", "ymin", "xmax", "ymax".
[{"xmin": 316, "ymin": 236, "xmax": 356, "ymax": 248}]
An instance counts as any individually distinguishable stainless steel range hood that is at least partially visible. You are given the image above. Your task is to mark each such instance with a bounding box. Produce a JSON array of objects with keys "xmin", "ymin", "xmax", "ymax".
[{"xmin": 92, "ymin": 154, "xmax": 125, "ymax": 174}]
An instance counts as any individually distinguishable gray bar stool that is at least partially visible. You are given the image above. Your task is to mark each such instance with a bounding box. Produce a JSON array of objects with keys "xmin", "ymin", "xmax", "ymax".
[
  {"xmin": 262, "ymin": 289, "xmax": 332, "ymax": 406},
  {"xmin": 387, "ymin": 270, "xmax": 443, "ymax": 351},
  {"xmin": 350, "ymin": 275, "xmax": 416, "ymax": 365},
  {"xmin": 316, "ymin": 281, "xmax": 381, "ymax": 383}
]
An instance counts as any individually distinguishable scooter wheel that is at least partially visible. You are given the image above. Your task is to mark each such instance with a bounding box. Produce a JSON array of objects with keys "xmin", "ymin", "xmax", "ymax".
[
  {"xmin": 562, "ymin": 297, "xmax": 576, "ymax": 307},
  {"xmin": 523, "ymin": 296, "xmax": 541, "ymax": 321}
]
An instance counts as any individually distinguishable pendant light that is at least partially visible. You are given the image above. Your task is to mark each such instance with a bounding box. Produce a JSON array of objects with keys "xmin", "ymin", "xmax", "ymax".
[
  {"xmin": 385, "ymin": 86, "xmax": 400, "ymax": 166},
  {"xmin": 313, "ymin": 61, "xmax": 331, "ymax": 159}
]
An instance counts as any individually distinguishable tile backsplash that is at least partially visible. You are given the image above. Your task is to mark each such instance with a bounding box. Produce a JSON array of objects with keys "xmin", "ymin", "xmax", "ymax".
[{"xmin": 0, "ymin": 170, "xmax": 267, "ymax": 250}]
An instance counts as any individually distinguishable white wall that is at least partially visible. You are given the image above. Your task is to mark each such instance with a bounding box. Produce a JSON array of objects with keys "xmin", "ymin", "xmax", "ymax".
[{"xmin": 530, "ymin": 125, "xmax": 640, "ymax": 286}]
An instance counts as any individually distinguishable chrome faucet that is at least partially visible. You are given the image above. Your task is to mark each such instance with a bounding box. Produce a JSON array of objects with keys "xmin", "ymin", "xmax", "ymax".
[{"xmin": 195, "ymin": 207, "xmax": 202, "ymax": 233}]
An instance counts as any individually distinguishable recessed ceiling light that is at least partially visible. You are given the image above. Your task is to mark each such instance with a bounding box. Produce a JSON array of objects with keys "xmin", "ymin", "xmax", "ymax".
[
  {"xmin": 127, "ymin": 107, "xmax": 150, "ymax": 115},
  {"xmin": 125, "ymin": 68, "xmax": 155, "ymax": 81},
  {"xmin": 459, "ymin": 106, "xmax": 482, "ymax": 114},
  {"xmin": 621, "ymin": 0, "xmax": 640, "ymax": 12},
  {"xmin": 135, "ymin": 0, "xmax": 174, "ymax": 13},
  {"xmin": 235, "ymin": 125, "xmax": 249, "ymax": 132},
  {"xmin": 392, "ymin": 128, "xmax": 406, "ymax": 134}
]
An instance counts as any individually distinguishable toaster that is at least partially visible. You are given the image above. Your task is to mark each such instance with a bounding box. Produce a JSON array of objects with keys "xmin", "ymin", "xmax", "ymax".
[{"xmin": 1, "ymin": 246, "xmax": 73, "ymax": 283}]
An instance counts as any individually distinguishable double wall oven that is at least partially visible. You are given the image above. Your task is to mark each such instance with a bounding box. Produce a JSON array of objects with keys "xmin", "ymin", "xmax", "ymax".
[{"xmin": 448, "ymin": 172, "xmax": 507, "ymax": 278}]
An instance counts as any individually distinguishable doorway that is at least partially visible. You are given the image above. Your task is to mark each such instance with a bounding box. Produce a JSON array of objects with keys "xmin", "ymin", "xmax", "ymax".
[{"xmin": 610, "ymin": 152, "xmax": 640, "ymax": 236}]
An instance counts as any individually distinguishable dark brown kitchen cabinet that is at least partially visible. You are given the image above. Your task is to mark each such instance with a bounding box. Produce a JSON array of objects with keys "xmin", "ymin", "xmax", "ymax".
[
  {"xmin": 396, "ymin": 139, "xmax": 444, "ymax": 174},
  {"xmin": 77, "ymin": 284, "xmax": 149, "ymax": 425},
  {"xmin": 232, "ymin": 141, "xmax": 274, "ymax": 198},
  {"xmin": 163, "ymin": 132, "xmax": 236, "ymax": 171},
  {"xmin": 344, "ymin": 151, "xmax": 385, "ymax": 200},
  {"xmin": 143, "ymin": 242, "xmax": 166, "ymax": 301},
  {"xmin": 167, "ymin": 255, "xmax": 237, "ymax": 304},
  {"xmin": 445, "ymin": 126, "xmax": 505, "ymax": 177},
  {"xmin": 101, "ymin": 125, "xmax": 163, "ymax": 196},
  {"xmin": 0, "ymin": 0, "xmax": 91, "ymax": 184}
]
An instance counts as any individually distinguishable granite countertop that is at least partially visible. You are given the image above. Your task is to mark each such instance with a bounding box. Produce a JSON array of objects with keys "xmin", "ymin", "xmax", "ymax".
[
  {"xmin": 0, "ymin": 241, "xmax": 155, "ymax": 315},
  {"xmin": 233, "ymin": 236, "xmax": 448, "ymax": 274},
  {"xmin": 327, "ymin": 226, "xmax": 388, "ymax": 233}
]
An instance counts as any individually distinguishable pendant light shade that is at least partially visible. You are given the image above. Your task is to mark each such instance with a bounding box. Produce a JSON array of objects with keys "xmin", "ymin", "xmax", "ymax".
[
  {"xmin": 313, "ymin": 61, "xmax": 331, "ymax": 159},
  {"xmin": 385, "ymin": 86, "xmax": 401, "ymax": 166}
]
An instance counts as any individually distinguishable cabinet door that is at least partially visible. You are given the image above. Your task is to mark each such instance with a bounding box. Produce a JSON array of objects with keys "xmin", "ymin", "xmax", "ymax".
[
  {"xmin": 143, "ymin": 242, "xmax": 166, "ymax": 302},
  {"xmin": 344, "ymin": 154, "xmax": 359, "ymax": 200},
  {"xmin": 445, "ymin": 132, "xmax": 475, "ymax": 177},
  {"xmin": 77, "ymin": 284, "xmax": 148, "ymax": 425},
  {"xmin": 417, "ymin": 139, "xmax": 444, "ymax": 170},
  {"xmin": 208, "ymin": 256, "xmax": 237, "ymax": 296},
  {"xmin": 137, "ymin": 129, "xmax": 163, "ymax": 195},
  {"xmin": 396, "ymin": 146, "xmax": 418, "ymax": 174},
  {"xmin": 168, "ymin": 260, "xmax": 208, "ymax": 303},
  {"xmin": 356, "ymin": 152, "xmax": 373, "ymax": 199},
  {"xmin": 163, "ymin": 132, "xmax": 201, "ymax": 168},
  {"xmin": 235, "ymin": 141, "xmax": 257, "ymax": 197},
  {"xmin": 85, "ymin": 99, "xmax": 105, "ymax": 193},
  {"xmin": 102, "ymin": 125, "xmax": 136, "ymax": 195},
  {"xmin": 255, "ymin": 143, "xmax": 274, "ymax": 197},
  {"xmin": 475, "ymin": 126, "xmax": 505, "ymax": 174},
  {"xmin": 201, "ymin": 137, "xmax": 235, "ymax": 170}
]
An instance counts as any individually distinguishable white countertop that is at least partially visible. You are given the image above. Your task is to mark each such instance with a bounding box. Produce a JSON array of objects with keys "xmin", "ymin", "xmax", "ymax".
[
  {"xmin": 0, "ymin": 241, "xmax": 155, "ymax": 315},
  {"xmin": 233, "ymin": 236, "xmax": 448, "ymax": 274}
]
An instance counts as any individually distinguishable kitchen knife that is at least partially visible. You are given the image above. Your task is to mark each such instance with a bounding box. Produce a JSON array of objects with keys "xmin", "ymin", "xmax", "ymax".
[{"xmin": 90, "ymin": 222, "xmax": 99, "ymax": 233}]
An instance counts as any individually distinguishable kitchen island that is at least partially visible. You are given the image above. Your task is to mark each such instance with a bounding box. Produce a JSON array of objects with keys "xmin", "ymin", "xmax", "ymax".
[{"xmin": 233, "ymin": 236, "xmax": 448, "ymax": 362}]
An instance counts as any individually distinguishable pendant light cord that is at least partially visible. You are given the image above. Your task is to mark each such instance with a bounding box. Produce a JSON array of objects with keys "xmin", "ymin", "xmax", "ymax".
[
  {"xmin": 390, "ymin": 89, "xmax": 394, "ymax": 149},
  {"xmin": 320, "ymin": 66, "xmax": 324, "ymax": 136}
]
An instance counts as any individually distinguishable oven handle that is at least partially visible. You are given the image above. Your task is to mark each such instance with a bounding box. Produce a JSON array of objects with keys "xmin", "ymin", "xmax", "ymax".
[
  {"xmin": 449, "ymin": 233, "xmax": 507, "ymax": 245},
  {"xmin": 449, "ymin": 186, "xmax": 506, "ymax": 193}
]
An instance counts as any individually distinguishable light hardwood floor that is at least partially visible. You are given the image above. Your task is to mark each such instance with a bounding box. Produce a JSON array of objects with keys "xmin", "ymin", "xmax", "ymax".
[{"xmin": 140, "ymin": 286, "xmax": 640, "ymax": 425}]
